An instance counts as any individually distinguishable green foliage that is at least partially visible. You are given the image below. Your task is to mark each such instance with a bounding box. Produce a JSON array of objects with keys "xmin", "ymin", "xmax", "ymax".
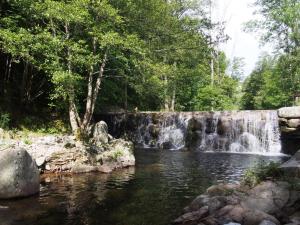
[
  {"xmin": 23, "ymin": 138, "xmax": 32, "ymax": 145},
  {"xmin": 243, "ymin": 0, "xmax": 300, "ymax": 110},
  {"xmin": 19, "ymin": 116, "xmax": 69, "ymax": 135},
  {"xmin": 242, "ymin": 161, "xmax": 283, "ymax": 187},
  {"xmin": 0, "ymin": 113, "xmax": 11, "ymax": 129},
  {"xmin": 110, "ymin": 149, "xmax": 124, "ymax": 161},
  {"xmin": 241, "ymin": 54, "xmax": 296, "ymax": 110},
  {"xmin": 0, "ymin": 0, "xmax": 240, "ymax": 128},
  {"xmin": 194, "ymin": 76, "xmax": 239, "ymax": 111}
]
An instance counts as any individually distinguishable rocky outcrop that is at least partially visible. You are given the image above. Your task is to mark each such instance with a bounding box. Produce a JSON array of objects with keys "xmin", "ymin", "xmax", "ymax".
[
  {"xmin": 0, "ymin": 121, "xmax": 135, "ymax": 175},
  {"xmin": 91, "ymin": 121, "xmax": 110, "ymax": 144},
  {"xmin": 278, "ymin": 107, "xmax": 300, "ymax": 154},
  {"xmin": 278, "ymin": 107, "xmax": 300, "ymax": 119},
  {"xmin": 173, "ymin": 181, "xmax": 300, "ymax": 225},
  {"xmin": 0, "ymin": 148, "xmax": 40, "ymax": 199},
  {"xmin": 280, "ymin": 150, "xmax": 300, "ymax": 177}
]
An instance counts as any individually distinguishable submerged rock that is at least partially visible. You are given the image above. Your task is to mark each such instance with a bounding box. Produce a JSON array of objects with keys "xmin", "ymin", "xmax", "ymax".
[{"xmin": 0, "ymin": 148, "xmax": 40, "ymax": 199}]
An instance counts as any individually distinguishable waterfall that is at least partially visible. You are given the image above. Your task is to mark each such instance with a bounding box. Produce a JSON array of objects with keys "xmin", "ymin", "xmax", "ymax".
[{"xmin": 102, "ymin": 110, "xmax": 282, "ymax": 155}]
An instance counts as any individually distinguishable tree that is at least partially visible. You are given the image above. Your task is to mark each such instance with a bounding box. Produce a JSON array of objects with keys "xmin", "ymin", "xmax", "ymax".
[{"xmin": 243, "ymin": 0, "xmax": 300, "ymax": 109}]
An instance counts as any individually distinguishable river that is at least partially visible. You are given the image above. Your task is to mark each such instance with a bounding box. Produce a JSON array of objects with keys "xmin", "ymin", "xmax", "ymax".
[{"xmin": 0, "ymin": 149, "xmax": 287, "ymax": 225}]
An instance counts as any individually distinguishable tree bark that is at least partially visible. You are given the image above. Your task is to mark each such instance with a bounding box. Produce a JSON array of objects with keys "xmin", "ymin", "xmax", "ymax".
[
  {"xmin": 81, "ymin": 51, "xmax": 108, "ymax": 133},
  {"xmin": 65, "ymin": 21, "xmax": 82, "ymax": 133},
  {"xmin": 20, "ymin": 60, "xmax": 29, "ymax": 107},
  {"xmin": 171, "ymin": 87, "xmax": 176, "ymax": 112}
]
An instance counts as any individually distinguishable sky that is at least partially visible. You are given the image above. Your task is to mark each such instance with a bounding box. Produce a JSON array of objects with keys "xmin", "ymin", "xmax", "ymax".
[{"xmin": 212, "ymin": 0, "xmax": 272, "ymax": 76}]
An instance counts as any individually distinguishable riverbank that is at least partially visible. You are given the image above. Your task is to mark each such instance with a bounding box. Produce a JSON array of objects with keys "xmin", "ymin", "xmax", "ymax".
[
  {"xmin": 173, "ymin": 153, "xmax": 300, "ymax": 225},
  {"xmin": 0, "ymin": 150, "xmax": 288, "ymax": 225},
  {"xmin": 0, "ymin": 121, "xmax": 135, "ymax": 199},
  {"xmin": 0, "ymin": 124, "xmax": 135, "ymax": 174}
]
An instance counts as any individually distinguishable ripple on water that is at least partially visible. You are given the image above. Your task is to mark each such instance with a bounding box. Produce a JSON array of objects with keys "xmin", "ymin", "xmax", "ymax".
[{"xmin": 0, "ymin": 149, "xmax": 288, "ymax": 225}]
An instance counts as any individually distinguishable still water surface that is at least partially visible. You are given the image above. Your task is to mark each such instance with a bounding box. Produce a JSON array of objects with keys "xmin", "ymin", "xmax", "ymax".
[{"xmin": 0, "ymin": 149, "xmax": 287, "ymax": 225}]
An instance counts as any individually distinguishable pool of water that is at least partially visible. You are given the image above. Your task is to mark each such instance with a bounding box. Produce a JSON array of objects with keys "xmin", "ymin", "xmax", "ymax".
[{"xmin": 0, "ymin": 149, "xmax": 288, "ymax": 225}]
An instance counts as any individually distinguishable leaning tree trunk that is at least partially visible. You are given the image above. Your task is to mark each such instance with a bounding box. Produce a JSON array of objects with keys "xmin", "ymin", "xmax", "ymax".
[
  {"xmin": 65, "ymin": 20, "xmax": 82, "ymax": 134},
  {"xmin": 81, "ymin": 52, "xmax": 108, "ymax": 134}
]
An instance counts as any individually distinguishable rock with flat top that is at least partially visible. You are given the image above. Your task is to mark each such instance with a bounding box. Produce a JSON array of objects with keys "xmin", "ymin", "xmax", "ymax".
[{"xmin": 278, "ymin": 107, "xmax": 300, "ymax": 118}]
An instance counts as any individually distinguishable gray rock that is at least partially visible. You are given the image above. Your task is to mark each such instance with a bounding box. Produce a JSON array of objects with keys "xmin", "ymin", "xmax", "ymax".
[
  {"xmin": 0, "ymin": 148, "xmax": 40, "ymax": 199},
  {"xmin": 259, "ymin": 220, "xmax": 277, "ymax": 225},
  {"xmin": 224, "ymin": 223, "xmax": 241, "ymax": 225},
  {"xmin": 280, "ymin": 150, "xmax": 300, "ymax": 177},
  {"xmin": 35, "ymin": 157, "xmax": 46, "ymax": 167},
  {"xmin": 278, "ymin": 107, "xmax": 300, "ymax": 118},
  {"xmin": 287, "ymin": 119, "xmax": 300, "ymax": 128},
  {"xmin": 286, "ymin": 211, "xmax": 300, "ymax": 225},
  {"xmin": 173, "ymin": 206, "xmax": 209, "ymax": 224},
  {"xmin": 92, "ymin": 121, "xmax": 109, "ymax": 144},
  {"xmin": 241, "ymin": 181, "xmax": 290, "ymax": 214}
]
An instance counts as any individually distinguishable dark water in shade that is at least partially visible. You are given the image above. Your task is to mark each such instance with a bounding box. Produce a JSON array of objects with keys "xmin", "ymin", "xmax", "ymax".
[{"xmin": 0, "ymin": 149, "xmax": 287, "ymax": 225}]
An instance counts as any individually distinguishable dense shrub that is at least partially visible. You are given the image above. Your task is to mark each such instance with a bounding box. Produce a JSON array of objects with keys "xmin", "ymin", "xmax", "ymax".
[
  {"xmin": 242, "ymin": 161, "xmax": 283, "ymax": 187},
  {"xmin": 0, "ymin": 112, "xmax": 10, "ymax": 129}
]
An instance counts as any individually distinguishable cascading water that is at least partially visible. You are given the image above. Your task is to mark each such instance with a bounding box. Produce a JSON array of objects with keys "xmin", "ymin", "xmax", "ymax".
[
  {"xmin": 103, "ymin": 110, "xmax": 282, "ymax": 155},
  {"xmin": 132, "ymin": 113, "xmax": 191, "ymax": 150},
  {"xmin": 197, "ymin": 111, "xmax": 282, "ymax": 155}
]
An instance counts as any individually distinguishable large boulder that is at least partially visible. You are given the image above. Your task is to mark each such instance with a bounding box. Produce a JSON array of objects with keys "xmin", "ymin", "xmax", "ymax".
[
  {"xmin": 280, "ymin": 150, "xmax": 300, "ymax": 177},
  {"xmin": 241, "ymin": 181, "xmax": 290, "ymax": 214},
  {"xmin": 278, "ymin": 107, "xmax": 300, "ymax": 118},
  {"xmin": 92, "ymin": 121, "xmax": 109, "ymax": 144},
  {"xmin": 0, "ymin": 148, "xmax": 40, "ymax": 199}
]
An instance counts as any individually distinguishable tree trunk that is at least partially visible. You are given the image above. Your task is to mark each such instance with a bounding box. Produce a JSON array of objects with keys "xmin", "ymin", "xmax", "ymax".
[
  {"xmin": 81, "ymin": 51, "xmax": 108, "ymax": 133},
  {"xmin": 170, "ymin": 88, "xmax": 176, "ymax": 112},
  {"xmin": 65, "ymin": 21, "xmax": 81, "ymax": 133},
  {"xmin": 69, "ymin": 98, "xmax": 80, "ymax": 132},
  {"xmin": 20, "ymin": 60, "xmax": 29, "ymax": 107},
  {"xmin": 164, "ymin": 75, "xmax": 169, "ymax": 111}
]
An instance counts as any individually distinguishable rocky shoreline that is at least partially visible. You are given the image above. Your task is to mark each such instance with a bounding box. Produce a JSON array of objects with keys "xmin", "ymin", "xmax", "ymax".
[
  {"xmin": 0, "ymin": 121, "xmax": 135, "ymax": 199},
  {"xmin": 173, "ymin": 180, "xmax": 300, "ymax": 225},
  {"xmin": 173, "ymin": 151, "xmax": 300, "ymax": 225}
]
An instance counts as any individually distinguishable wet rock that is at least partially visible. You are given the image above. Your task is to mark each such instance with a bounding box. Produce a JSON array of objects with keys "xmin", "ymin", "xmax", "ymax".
[
  {"xmin": 175, "ymin": 181, "xmax": 294, "ymax": 225},
  {"xmin": 243, "ymin": 209, "xmax": 280, "ymax": 225},
  {"xmin": 259, "ymin": 220, "xmax": 278, "ymax": 225},
  {"xmin": 278, "ymin": 107, "xmax": 300, "ymax": 118},
  {"xmin": 0, "ymin": 148, "xmax": 40, "ymax": 199},
  {"xmin": 173, "ymin": 206, "xmax": 209, "ymax": 225}
]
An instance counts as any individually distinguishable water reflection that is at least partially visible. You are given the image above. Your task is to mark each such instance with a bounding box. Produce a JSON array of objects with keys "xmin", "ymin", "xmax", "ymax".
[{"xmin": 0, "ymin": 150, "xmax": 287, "ymax": 225}]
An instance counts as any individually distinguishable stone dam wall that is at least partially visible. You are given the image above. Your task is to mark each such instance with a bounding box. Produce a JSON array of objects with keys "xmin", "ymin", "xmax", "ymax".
[{"xmin": 95, "ymin": 107, "xmax": 300, "ymax": 155}]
